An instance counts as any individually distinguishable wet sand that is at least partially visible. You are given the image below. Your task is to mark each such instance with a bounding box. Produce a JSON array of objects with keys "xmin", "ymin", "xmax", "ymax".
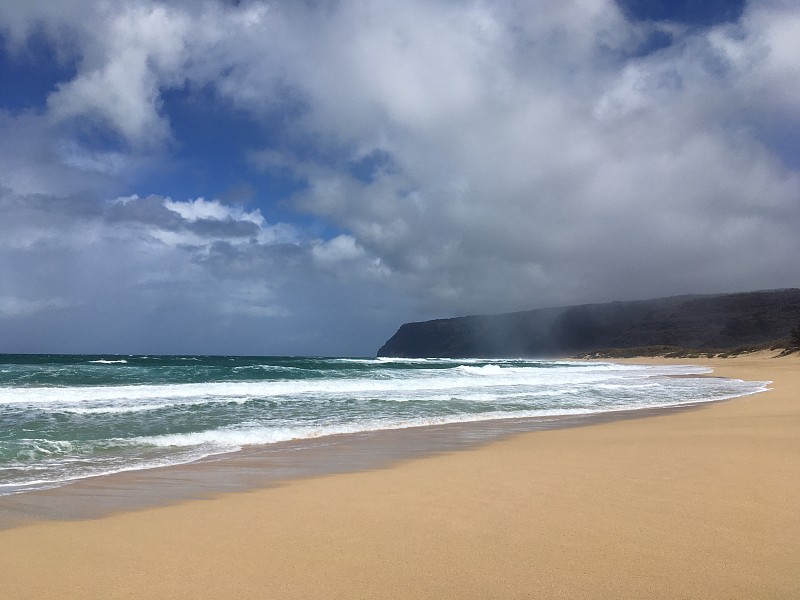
[
  {"xmin": 1, "ymin": 351, "xmax": 798, "ymax": 598},
  {"xmin": 0, "ymin": 405, "xmax": 711, "ymax": 528}
]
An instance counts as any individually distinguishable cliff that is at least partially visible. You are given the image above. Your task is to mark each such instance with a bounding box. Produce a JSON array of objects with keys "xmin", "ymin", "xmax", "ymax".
[{"xmin": 377, "ymin": 289, "xmax": 800, "ymax": 358}]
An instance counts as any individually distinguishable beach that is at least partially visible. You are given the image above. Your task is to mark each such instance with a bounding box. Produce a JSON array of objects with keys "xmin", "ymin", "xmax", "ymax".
[{"xmin": 1, "ymin": 351, "xmax": 798, "ymax": 599}]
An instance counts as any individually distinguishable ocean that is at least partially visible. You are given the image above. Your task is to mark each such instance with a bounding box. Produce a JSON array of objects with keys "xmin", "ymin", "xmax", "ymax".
[{"xmin": 0, "ymin": 354, "xmax": 768, "ymax": 496}]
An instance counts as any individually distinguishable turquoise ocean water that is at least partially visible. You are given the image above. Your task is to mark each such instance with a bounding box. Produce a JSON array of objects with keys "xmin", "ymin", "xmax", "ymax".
[{"xmin": 0, "ymin": 354, "xmax": 767, "ymax": 495}]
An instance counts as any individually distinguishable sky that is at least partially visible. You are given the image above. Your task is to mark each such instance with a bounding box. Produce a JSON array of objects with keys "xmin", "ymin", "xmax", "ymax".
[{"xmin": 1, "ymin": 0, "xmax": 799, "ymax": 356}]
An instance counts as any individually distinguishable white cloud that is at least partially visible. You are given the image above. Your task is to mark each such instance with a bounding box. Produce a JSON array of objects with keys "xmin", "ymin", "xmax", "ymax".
[
  {"xmin": 45, "ymin": 3, "xmax": 191, "ymax": 147},
  {"xmin": 260, "ymin": 0, "xmax": 800, "ymax": 313},
  {"xmin": 1, "ymin": 0, "xmax": 799, "ymax": 353},
  {"xmin": 311, "ymin": 235, "xmax": 365, "ymax": 265},
  {"xmin": 163, "ymin": 197, "xmax": 264, "ymax": 226}
]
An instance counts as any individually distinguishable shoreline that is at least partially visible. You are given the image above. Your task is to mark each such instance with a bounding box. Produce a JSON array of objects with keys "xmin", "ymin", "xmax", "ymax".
[
  {"xmin": 1, "ymin": 351, "xmax": 797, "ymax": 598},
  {"xmin": 0, "ymin": 392, "xmax": 731, "ymax": 529},
  {"xmin": 0, "ymin": 361, "xmax": 763, "ymax": 528}
]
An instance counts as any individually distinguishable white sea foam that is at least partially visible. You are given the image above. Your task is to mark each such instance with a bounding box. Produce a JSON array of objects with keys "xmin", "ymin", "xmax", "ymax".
[
  {"xmin": 0, "ymin": 358, "xmax": 768, "ymax": 496},
  {"xmin": 0, "ymin": 362, "xmax": 718, "ymax": 412},
  {"xmin": 130, "ymin": 377, "xmax": 769, "ymax": 453},
  {"xmin": 455, "ymin": 365, "xmax": 505, "ymax": 375},
  {"xmin": 87, "ymin": 359, "xmax": 128, "ymax": 364},
  {"xmin": 0, "ymin": 451, "xmax": 212, "ymax": 495}
]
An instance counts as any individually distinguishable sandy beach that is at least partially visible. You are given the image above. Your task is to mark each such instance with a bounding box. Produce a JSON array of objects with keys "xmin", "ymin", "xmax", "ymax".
[{"xmin": 1, "ymin": 352, "xmax": 798, "ymax": 599}]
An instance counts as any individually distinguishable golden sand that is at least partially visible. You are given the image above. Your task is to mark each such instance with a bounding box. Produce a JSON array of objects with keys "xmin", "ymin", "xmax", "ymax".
[{"xmin": 1, "ymin": 352, "xmax": 798, "ymax": 599}]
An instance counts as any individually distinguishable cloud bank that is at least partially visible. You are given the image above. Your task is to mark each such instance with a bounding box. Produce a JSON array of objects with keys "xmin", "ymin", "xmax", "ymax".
[{"xmin": 1, "ymin": 0, "xmax": 799, "ymax": 354}]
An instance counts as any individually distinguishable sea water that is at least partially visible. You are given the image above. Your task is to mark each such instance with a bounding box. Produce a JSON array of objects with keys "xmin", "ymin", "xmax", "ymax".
[{"xmin": 0, "ymin": 354, "xmax": 768, "ymax": 496}]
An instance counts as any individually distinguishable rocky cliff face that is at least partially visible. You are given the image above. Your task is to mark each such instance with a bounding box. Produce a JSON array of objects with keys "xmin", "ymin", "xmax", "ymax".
[{"xmin": 377, "ymin": 289, "xmax": 800, "ymax": 358}]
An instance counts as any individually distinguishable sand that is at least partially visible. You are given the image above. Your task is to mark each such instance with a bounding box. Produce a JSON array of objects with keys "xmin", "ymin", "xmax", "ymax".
[{"xmin": 1, "ymin": 352, "xmax": 798, "ymax": 599}]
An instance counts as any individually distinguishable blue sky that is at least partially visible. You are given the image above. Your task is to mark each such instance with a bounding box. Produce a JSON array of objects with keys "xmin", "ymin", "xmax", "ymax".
[{"xmin": 1, "ymin": 0, "xmax": 798, "ymax": 356}]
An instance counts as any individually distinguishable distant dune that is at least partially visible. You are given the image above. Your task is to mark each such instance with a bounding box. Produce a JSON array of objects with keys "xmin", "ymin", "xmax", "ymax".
[{"xmin": 377, "ymin": 289, "xmax": 800, "ymax": 358}]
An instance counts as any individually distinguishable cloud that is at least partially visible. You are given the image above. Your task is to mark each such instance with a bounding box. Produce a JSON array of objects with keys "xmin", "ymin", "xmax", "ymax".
[
  {"xmin": 43, "ymin": 3, "xmax": 189, "ymax": 148},
  {"xmin": 250, "ymin": 0, "xmax": 799, "ymax": 313},
  {"xmin": 0, "ymin": 189, "xmax": 400, "ymax": 354},
  {"xmin": 0, "ymin": 0, "xmax": 799, "ymax": 354},
  {"xmin": 0, "ymin": 295, "xmax": 73, "ymax": 318}
]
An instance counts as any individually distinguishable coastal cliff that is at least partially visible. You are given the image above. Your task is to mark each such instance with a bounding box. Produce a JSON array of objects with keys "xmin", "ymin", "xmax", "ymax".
[{"xmin": 377, "ymin": 289, "xmax": 800, "ymax": 358}]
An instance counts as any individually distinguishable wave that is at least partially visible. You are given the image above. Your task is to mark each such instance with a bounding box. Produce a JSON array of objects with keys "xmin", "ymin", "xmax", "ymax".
[
  {"xmin": 132, "ymin": 411, "xmax": 586, "ymax": 450},
  {"xmin": 0, "ymin": 362, "xmax": 718, "ymax": 408},
  {"xmin": 87, "ymin": 359, "xmax": 128, "ymax": 364},
  {"xmin": 0, "ymin": 450, "xmax": 210, "ymax": 495},
  {"xmin": 0, "ymin": 358, "xmax": 769, "ymax": 496},
  {"xmin": 0, "ymin": 374, "xmax": 498, "ymax": 405},
  {"xmin": 130, "ymin": 379, "xmax": 767, "ymax": 451},
  {"xmin": 455, "ymin": 365, "xmax": 506, "ymax": 375}
]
